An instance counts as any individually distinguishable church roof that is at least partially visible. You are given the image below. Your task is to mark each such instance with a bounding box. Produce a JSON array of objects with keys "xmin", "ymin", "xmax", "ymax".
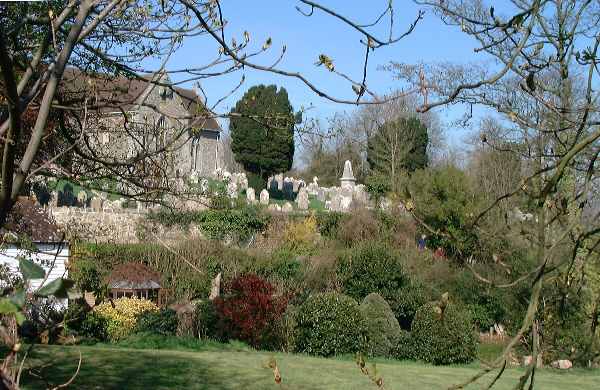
[{"xmin": 60, "ymin": 69, "xmax": 221, "ymax": 132}]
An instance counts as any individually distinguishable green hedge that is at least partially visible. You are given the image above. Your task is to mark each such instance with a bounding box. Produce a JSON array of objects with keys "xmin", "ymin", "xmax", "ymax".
[
  {"xmin": 294, "ymin": 292, "xmax": 368, "ymax": 357},
  {"xmin": 411, "ymin": 302, "xmax": 478, "ymax": 365}
]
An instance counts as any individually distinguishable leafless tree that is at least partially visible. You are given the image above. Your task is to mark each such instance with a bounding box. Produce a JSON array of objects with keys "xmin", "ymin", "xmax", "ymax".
[{"xmin": 388, "ymin": 1, "xmax": 600, "ymax": 387}]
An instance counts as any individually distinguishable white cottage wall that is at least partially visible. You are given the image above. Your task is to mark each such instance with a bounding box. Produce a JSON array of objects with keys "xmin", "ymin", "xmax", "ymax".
[{"xmin": 0, "ymin": 243, "xmax": 69, "ymax": 308}]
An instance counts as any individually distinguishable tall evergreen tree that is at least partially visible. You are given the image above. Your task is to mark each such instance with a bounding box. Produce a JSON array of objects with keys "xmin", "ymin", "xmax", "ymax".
[
  {"xmin": 367, "ymin": 117, "xmax": 428, "ymax": 181},
  {"xmin": 229, "ymin": 85, "xmax": 296, "ymax": 180}
]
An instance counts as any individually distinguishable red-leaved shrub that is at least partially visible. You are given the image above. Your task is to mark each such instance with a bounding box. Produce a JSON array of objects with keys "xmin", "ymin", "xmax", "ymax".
[{"xmin": 214, "ymin": 274, "xmax": 288, "ymax": 348}]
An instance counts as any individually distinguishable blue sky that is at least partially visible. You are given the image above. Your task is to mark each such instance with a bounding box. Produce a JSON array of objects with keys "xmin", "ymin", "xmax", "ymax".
[{"xmin": 160, "ymin": 1, "xmax": 490, "ymax": 151}]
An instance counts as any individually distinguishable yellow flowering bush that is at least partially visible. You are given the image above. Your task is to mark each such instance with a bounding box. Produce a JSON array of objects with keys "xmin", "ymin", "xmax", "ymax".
[
  {"xmin": 94, "ymin": 297, "xmax": 158, "ymax": 341},
  {"xmin": 283, "ymin": 214, "xmax": 318, "ymax": 251}
]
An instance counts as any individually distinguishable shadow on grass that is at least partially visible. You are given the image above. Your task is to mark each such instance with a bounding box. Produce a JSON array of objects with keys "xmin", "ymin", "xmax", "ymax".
[{"xmin": 20, "ymin": 345, "xmax": 270, "ymax": 390}]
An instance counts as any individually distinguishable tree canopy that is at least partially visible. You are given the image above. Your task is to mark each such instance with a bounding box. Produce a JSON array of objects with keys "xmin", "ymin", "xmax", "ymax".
[
  {"xmin": 229, "ymin": 85, "xmax": 296, "ymax": 180},
  {"xmin": 367, "ymin": 116, "xmax": 428, "ymax": 189}
]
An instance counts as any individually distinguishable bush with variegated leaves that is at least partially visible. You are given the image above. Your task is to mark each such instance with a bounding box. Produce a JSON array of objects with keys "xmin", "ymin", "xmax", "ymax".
[{"xmin": 94, "ymin": 297, "xmax": 158, "ymax": 341}]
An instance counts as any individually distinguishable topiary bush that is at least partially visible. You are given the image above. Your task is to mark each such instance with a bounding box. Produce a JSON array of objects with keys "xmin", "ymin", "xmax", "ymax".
[
  {"xmin": 411, "ymin": 302, "xmax": 478, "ymax": 365},
  {"xmin": 136, "ymin": 308, "xmax": 178, "ymax": 336},
  {"xmin": 294, "ymin": 292, "xmax": 368, "ymax": 357},
  {"xmin": 359, "ymin": 293, "xmax": 402, "ymax": 358},
  {"xmin": 94, "ymin": 297, "xmax": 159, "ymax": 341},
  {"xmin": 391, "ymin": 329, "xmax": 414, "ymax": 360},
  {"xmin": 214, "ymin": 274, "xmax": 288, "ymax": 349}
]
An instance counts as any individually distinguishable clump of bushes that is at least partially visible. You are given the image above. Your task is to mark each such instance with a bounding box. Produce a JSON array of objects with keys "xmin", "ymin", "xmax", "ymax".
[
  {"xmin": 337, "ymin": 209, "xmax": 381, "ymax": 247},
  {"xmin": 359, "ymin": 293, "xmax": 402, "ymax": 358},
  {"xmin": 147, "ymin": 206, "xmax": 270, "ymax": 242},
  {"xmin": 195, "ymin": 300, "xmax": 219, "ymax": 339},
  {"xmin": 94, "ymin": 297, "xmax": 159, "ymax": 341},
  {"xmin": 411, "ymin": 302, "xmax": 478, "ymax": 365},
  {"xmin": 294, "ymin": 292, "xmax": 368, "ymax": 357},
  {"xmin": 338, "ymin": 242, "xmax": 409, "ymax": 323},
  {"xmin": 315, "ymin": 211, "xmax": 346, "ymax": 238},
  {"xmin": 283, "ymin": 214, "xmax": 318, "ymax": 252},
  {"xmin": 136, "ymin": 308, "xmax": 178, "ymax": 336},
  {"xmin": 213, "ymin": 274, "xmax": 288, "ymax": 349},
  {"xmin": 338, "ymin": 242, "xmax": 407, "ymax": 301}
]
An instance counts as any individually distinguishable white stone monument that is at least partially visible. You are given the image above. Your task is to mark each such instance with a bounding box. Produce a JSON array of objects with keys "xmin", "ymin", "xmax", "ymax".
[{"xmin": 340, "ymin": 160, "xmax": 356, "ymax": 189}]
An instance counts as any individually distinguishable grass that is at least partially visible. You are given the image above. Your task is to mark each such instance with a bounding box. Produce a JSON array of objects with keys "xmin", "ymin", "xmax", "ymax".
[{"xmin": 19, "ymin": 341, "xmax": 599, "ymax": 390}]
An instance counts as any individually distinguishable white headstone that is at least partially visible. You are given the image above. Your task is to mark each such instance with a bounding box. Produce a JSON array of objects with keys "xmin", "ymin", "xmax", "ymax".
[
  {"xmin": 297, "ymin": 188, "xmax": 309, "ymax": 210},
  {"xmin": 246, "ymin": 187, "xmax": 256, "ymax": 203},
  {"xmin": 260, "ymin": 189, "xmax": 270, "ymax": 205},
  {"xmin": 282, "ymin": 202, "xmax": 293, "ymax": 213},
  {"xmin": 268, "ymin": 203, "xmax": 281, "ymax": 212}
]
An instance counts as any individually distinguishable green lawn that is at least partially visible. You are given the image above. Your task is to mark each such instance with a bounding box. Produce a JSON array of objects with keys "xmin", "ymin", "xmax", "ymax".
[{"xmin": 20, "ymin": 344, "xmax": 599, "ymax": 390}]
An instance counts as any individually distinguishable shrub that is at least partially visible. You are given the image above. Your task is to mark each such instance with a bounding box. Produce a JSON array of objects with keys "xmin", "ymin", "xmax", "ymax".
[
  {"xmin": 391, "ymin": 330, "xmax": 413, "ymax": 360},
  {"xmin": 71, "ymin": 259, "xmax": 104, "ymax": 295},
  {"xmin": 365, "ymin": 173, "xmax": 392, "ymax": 203},
  {"xmin": 315, "ymin": 211, "xmax": 346, "ymax": 238},
  {"xmin": 294, "ymin": 292, "xmax": 368, "ymax": 357},
  {"xmin": 337, "ymin": 209, "xmax": 380, "ymax": 247},
  {"xmin": 195, "ymin": 300, "xmax": 219, "ymax": 339},
  {"xmin": 411, "ymin": 302, "xmax": 478, "ymax": 365},
  {"xmin": 450, "ymin": 272, "xmax": 508, "ymax": 331},
  {"xmin": 258, "ymin": 249, "xmax": 302, "ymax": 282},
  {"xmin": 79, "ymin": 312, "xmax": 109, "ymax": 341},
  {"xmin": 283, "ymin": 214, "xmax": 318, "ymax": 252},
  {"xmin": 63, "ymin": 298, "xmax": 92, "ymax": 335},
  {"xmin": 147, "ymin": 206, "xmax": 270, "ymax": 242},
  {"xmin": 136, "ymin": 308, "xmax": 178, "ymax": 336},
  {"xmin": 337, "ymin": 242, "xmax": 408, "ymax": 305},
  {"xmin": 408, "ymin": 166, "xmax": 482, "ymax": 259},
  {"xmin": 393, "ymin": 282, "xmax": 428, "ymax": 330},
  {"xmin": 94, "ymin": 297, "xmax": 159, "ymax": 341},
  {"xmin": 359, "ymin": 293, "xmax": 402, "ymax": 358},
  {"xmin": 213, "ymin": 274, "xmax": 288, "ymax": 348}
]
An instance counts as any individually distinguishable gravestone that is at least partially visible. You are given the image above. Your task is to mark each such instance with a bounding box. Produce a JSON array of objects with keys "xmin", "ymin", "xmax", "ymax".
[
  {"xmin": 276, "ymin": 173, "xmax": 284, "ymax": 191},
  {"xmin": 77, "ymin": 191, "xmax": 88, "ymax": 208},
  {"xmin": 297, "ymin": 188, "xmax": 309, "ymax": 210},
  {"xmin": 317, "ymin": 188, "xmax": 326, "ymax": 202},
  {"xmin": 90, "ymin": 197, "xmax": 103, "ymax": 212},
  {"xmin": 260, "ymin": 189, "xmax": 270, "ymax": 205},
  {"xmin": 227, "ymin": 181, "xmax": 238, "ymax": 199},
  {"xmin": 283, "ymin": 178, "xmax": 294, "ymax": 198},
  {"xmin": 246, "ymin": 187, "xmax": 256, "ymax": 203},
  {"xmin": 268, "ymin": 203, "xmax": 281, "ymax": 212},
  {"xmin": 50, "ymin": 191, "xmax": 58, "ymax": 208}
]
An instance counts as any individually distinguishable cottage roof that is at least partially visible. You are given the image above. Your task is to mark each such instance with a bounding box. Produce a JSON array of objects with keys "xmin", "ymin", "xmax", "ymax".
[
  {"xmin": 107, "ymin": 262, "xmax": 162, "ymax": 290},
  {"xmin": 60, "ymin": 69, "xmax": 221, "ymax": 131}
]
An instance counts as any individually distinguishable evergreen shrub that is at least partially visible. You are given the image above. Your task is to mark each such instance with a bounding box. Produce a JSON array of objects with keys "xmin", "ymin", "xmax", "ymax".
[{"xmin": 294, "ymin": 292, "xmax": 368, "ymax": 357}]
